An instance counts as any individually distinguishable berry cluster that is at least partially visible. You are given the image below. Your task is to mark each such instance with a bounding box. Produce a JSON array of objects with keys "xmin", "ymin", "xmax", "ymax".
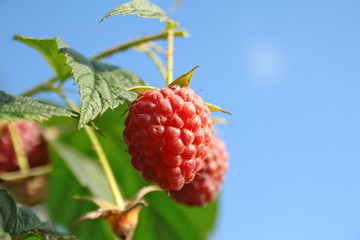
[
  {"xmin": 170, "ymin": 137, "xmax": 229, "ymax": 206},
  {"xmin": 123, "ymin": 85, "xmax": 213, "ymax": 190}
]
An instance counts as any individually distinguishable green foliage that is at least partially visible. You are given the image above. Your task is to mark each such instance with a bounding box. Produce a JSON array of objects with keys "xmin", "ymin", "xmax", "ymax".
[
  {"xmin": 0, "ymin": 190, "xmax": 75, "ymax": 240},
  {"xmin": 0, "ymin": 90, "xmax": 77, "ymax": 122},
  {"xmin": 100, "ymin": 0, "xmax": 177, "ymax": 26},
  {"xmin": 55, "ymin": 37, "xmax": 142, "ymax": 129},
  {"xmin": 14, "ymin": 35, "xmax": 71, "ymax": 82},
  {"xmin": 49, "ymin": 140, "xmax": 113, "ymax": 202}
]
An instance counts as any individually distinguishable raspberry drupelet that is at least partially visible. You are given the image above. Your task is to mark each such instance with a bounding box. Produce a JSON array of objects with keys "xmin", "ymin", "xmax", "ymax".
[{"xmin": 123, "ymin": 85, "xmax": 212, "ymax": 190}]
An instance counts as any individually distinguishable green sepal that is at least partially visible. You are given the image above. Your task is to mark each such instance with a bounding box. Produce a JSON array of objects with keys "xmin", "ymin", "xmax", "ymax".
[
  {"xmin": 125, "ymin": 86, "xmax": 160, "ymax": 94},
  {"xmin": 205, "ymin": 103, "xmax": 232, "ymax": 115},
  {"xmin": 166, "ymin": 21, "xmax": 179, "ymax": 30},
  {"xmin": 169, "ymin": 66, "xmax": 199, "ymax": 87}
]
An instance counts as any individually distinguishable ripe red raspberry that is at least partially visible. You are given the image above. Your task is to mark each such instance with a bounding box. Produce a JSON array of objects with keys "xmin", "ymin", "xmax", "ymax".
[
  {"xmin": 123, "ymin": 85, "xmax": 212, "ymax": 190},
  {"xmin": 0, "ymin": 121, "xmax": 50, "ymax": 172},
  {"xmin": 169, "ymin": 136, "xmax": 229, "ymax": 206}
]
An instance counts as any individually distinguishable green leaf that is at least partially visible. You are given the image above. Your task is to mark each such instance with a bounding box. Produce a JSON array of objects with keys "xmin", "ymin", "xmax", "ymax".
[
  {"xmin": 100, "ymin": 0, "xmax": 178, "ymax": 27},
  {"xmin": 49, "ymin": 140, "xmax": 113, "ymax": 202},
  {"xmin": 55, "ymin": 37, "xmax": 142, "ymax": 129},
  {"xmin": 13, "ymin": 35, "xmax": 71, "ymax": 82},
  {"xmin": 46, "ymin": 105, "xmax": 218, "ymax": 240},
  {"xmin": 136, "ymin": 192, "xmax": 217, "ymax": 240},
  {"xmin": 0, "ymin": 189, "xmax": 76, "ymax": 240},
  {"xmin": 0, "ymin": 90, "xmax": 78, "ymax": 122}
]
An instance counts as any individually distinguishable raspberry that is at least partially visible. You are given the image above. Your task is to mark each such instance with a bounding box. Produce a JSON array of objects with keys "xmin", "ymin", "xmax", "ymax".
[
  {"xmin": 123, "ymin": 85, "xmax": 212, "ymax": 190},
  {"xmin": 169, "ymin": 136, "xmax": 229, "ymax": 206},
  {"xmin": 0, "ymin": 121, "xmax": 50, "ymax": 206},
  {"xmin": 0, "ymin": 121, "xmax": 50, "ymax": 172}
]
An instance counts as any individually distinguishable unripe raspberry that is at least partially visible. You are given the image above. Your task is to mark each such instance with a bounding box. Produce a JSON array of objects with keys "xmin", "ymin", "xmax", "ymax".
[
  {"xmin": 123, "ymin": 85, "xmax": 212, "ymax": 190},
  {"xmin": 170, "ymin": 137, "xmax": 229, "ymax": 206},
  {"xmin": 0, "ymin": 121, "xmax": 50, "ymax": 206}
]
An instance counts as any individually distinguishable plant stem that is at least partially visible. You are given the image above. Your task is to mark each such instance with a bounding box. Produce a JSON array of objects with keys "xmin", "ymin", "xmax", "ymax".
[
  {"xmin": 61, "ymin": 94, "xmax": 125, "ymax": 209},
  {"xmin": 0, "ymin": 165, "xmax": 52, "ymax": 181},
  {"xmin": 92, "ymin": 29, "xmax": 188, "ymax": 60},
  {"xmin": 83, "ymin": 126, "xmax": 125, "ymax": 209},
  {"xmin": 7, "ymin": 122, "xmax": 30, "ymax": 174},
  {"xmin": 147, "ymin": 49, "xmax": 167, "ymax": 83},
  {"xmin": 22, "ymin": 77, "xmax": 58, "ymax": 97},
  {"xmin": 167, "ymin": 29, "xmax": 174, "ymax": 85},
  {"xmin": 136, "ymin": 45, "xmax": 167, "ymax": 83}
]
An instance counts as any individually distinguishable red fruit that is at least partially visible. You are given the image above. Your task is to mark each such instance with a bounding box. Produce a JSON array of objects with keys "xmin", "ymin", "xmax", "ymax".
[
  {"xmin": 170, "ymin": 136, "xmax": 229, "ymax": 206},
  {"xmin": 0, "ymin": 121, "xmax": 50, "ymax": 206},
  {"xmin": 0, "ymin": 121, "xmax": 50, "ymax": 172},
  {"xmin": 123, "ymin": 85, "xmax": 212, "ymax": 190}
]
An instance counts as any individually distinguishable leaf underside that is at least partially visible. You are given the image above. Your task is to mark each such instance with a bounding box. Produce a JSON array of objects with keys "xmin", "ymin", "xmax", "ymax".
[
  {"xmin": 100, "ymin": 0, "xmax": 175, "ymax": 24},
  {"xmin": 55, "ymin": 37, "xmax": 141, "ymax": 129},
  {"xmin": 13, "ymin": 35, "xmax": 71, "ymax": 82},
  {"xmin": 0, "ymin": 90, "xmax": 77, "ymax": 122}
]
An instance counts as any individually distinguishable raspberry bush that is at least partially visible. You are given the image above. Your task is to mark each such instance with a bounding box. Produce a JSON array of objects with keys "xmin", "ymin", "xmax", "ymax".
[{"xmin": 0, "ymin": 1, "xmax": 231, "ymax": 239}]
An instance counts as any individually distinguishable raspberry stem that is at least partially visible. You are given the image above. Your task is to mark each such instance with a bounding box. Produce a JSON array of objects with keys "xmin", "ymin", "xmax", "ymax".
[
  {"xmin": 22, "ymin": 76, "xmax": 58, "ymax": 97},
  {"xmin": 92, "ymin": 29, "xmax": 187, "ymax": 60},
  {"xmin": 7, "ymin": 122, "xmax": 30, "ymax": 174},
  {"xmin": 135, "ymin": 44, "xmax": 167, "ymax": 82},
  {"xmin": 167, "ymin": 29, "xmax": 174, "ymax": 85},
  {"xmin": 83, "ymin": 126, "xmax": 125, "ymax": 209},
  {"xmin": 61, "ymin": 94, "xmax": 125, "ymax": 210}
]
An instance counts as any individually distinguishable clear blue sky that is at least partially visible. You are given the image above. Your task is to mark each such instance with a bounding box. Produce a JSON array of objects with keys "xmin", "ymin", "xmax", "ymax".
[{"xmin": 1, "ymin": 0, "xmax": 360, "ymax": 239}]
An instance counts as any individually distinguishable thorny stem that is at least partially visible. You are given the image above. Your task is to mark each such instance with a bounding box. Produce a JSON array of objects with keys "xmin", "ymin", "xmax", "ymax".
[
  {"xmin": 60, "ymin": 93, "xmax": 125, "ymax": 210},
  {"xmin": 7, "ymin": 122, "xmax": 30, "ymax": 174},
  {"xmin": 22, "ymin": 77, "xmax": 58, "ymax": 97},
  {"xmin": 92, "ymin": 29, "xmax": 187, "ymax": 60},
  {"xmin": 167, "ymin": 29, "xmax": 174, "ymax": 85},
  {"xmin": 22, "ymin": 30, "xmax": 188, "ymax": 97}
]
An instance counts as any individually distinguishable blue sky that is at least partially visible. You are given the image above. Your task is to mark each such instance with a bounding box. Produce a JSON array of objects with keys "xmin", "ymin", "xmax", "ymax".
[{"xmin": 1, "ymin": 0, "xmax": 360, "ymax": 239}]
